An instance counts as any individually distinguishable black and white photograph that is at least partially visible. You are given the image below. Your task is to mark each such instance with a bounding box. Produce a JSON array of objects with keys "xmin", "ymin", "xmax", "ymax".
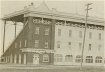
[{"xmin": 0, "ymin": 0, "xmax": 105, "ymax": 72}]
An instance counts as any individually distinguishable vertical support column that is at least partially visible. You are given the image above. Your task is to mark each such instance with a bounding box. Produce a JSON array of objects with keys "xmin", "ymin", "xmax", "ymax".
[
  {"xmin": 50, "ymin": 19, "xmax": 56, "ymax": 64},
  {"xmin": 27, "ymin": 16, "xmax": 33, "ymax": 47},
  {"xmin": 10, "ymin": 54, "xmax": 13, "ymax": 63},
  {"xmin": 14, "ymin": 54, "xmax": 17, "ymax": 64},
  {"xmin": 23, "ymin": 54, "xmax": 26, "ymax": 64},
  {"xmin": 6, "ymin": 56, "xmax": 7, "ymax": 63},
  {"xmin": 3, "ymin": 20, "xmax": 6, "ymax": 53},
  {"xmin": 19, "ymin": 54, "xmax": 21, "ymax": 64}
]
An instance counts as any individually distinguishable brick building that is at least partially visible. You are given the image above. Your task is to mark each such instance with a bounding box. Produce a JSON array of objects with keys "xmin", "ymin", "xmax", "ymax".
[{"xmin": 1, "ymin": 2, "xmax": 104, "ymax": 66}]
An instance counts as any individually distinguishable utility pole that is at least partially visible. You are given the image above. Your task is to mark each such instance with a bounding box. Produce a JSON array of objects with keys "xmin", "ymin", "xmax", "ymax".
[
  {"xmin": 3, "ymin": 20, "xmax": 6, "ymax": 53},
  {"xmin": 81, "ymin": 3, "xmax": 92, "ymax": 69}
]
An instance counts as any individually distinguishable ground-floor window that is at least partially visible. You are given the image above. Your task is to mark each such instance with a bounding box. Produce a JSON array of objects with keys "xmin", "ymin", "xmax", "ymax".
[
  {"xmin": 55, "ymin": 54, "xmax": 63, "ymax": 62},
  {"xmin": 43, "ymin": 54, "xmax": 49, "ymax": 62},
  {"xmin": 75, "ymin": 55, "xmax": 82, "ymax": 63},
  {"xmin": 86, "ymin": 56, "xmax": 93, "ymax": 63},
  {"xmin": 65, "ymin": 55, "xmax": 73, "ymax": 62},
  {"xmin": 95, "ymin": 56, "xmax": 102, "ymax": 63}
]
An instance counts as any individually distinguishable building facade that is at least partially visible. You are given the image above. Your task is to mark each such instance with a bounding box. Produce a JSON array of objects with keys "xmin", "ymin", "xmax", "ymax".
[{"xmin": 1, "ymin": 2, "xmax": 104, "ymax": 66}]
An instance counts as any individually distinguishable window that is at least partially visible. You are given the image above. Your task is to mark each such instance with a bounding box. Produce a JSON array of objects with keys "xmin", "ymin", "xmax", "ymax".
[
  {"xmin": 34, "ymin": 40, "xmax": 39, "ymax": 48},
  {"xmin": 89, "ymin": 44, "xmax": 91, "ymax": 51},
  {"xmin": 89, "ymin": 32, "xmax": 92, "ymax": 39},
  {"xmin": 86, "ymin": 56, "xmax": 93, "ymax": 63},
  {"xmin": 69, "ymin": 30, "xmax": 72, "ymax": 37},
  {"xmin": 35, "ymin": 27, "xmax": 39, "ymax": 34},
  {"xmin": 55, "ymin": 54, "xmax": 63, "ymax": 62},
  {"xmin": 58, "ymin": 29, "xmax": 61, "ymax": 36},
  {"xmin": 95, "ymin": 56, "xmax": 102, "ymax": 63},
  {"xmin": 99, "ymin": 33, "xmax": 101, "ymax": 40},
  {"xmin": 79, "ymin": 31, "xmax": 82, "ymax": 38},
  {"xmin": 57, "ymin": 41, "xmax": 61, "ymax": 48},
  {"xmin": 75, "ymin": 55, "xmax": 82, "ymax": 63},
  {"xmin": 20, "ymin": 40, "xmax": 21, "ymax": 48},
  {"xmin": 65, "ymin": 55, "xmax": 73, "ymax": 62},
  {"xmin": 79, "ymin": 43, "xmax": 82, "ymax": 50},
  {"xmin": 43, "ymin": 54, "xmax": 49, "ymax": 62},
  {"xmin": 15, "ymin": 42, "xmax": 17, "ymax": 48},
  {"xmin": 45, "ymin": 28, "xmax": 49, "ymax": 35},
  {"xmin": 24, "ymin": 40, "xmax": 27, "ymax": 47},
  {"xmin": 45, "ymin": 42, "xmax": 48, "ymax": 48},
  {"xmin": 68, "ymin": 42, "xmax": 71, "ymax": 49}
]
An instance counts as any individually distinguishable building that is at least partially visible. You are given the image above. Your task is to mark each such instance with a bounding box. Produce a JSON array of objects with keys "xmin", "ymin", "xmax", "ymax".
[{"xmin": 1, "ymin": 2, "xmax": 104, "ymax": 66}]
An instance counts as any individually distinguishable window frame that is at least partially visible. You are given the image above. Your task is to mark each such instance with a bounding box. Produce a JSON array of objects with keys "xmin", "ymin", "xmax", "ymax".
[
  {"xmin": 45, "ymin": 41, "xmax": 48, "ymax": 48},
  {"xmin": 43, "ymin": 54, "xmax": 49, "ymax": 62},
  {"xmin": 86, "ymin": 56, "xmax": 93, "ymax": 63},
  {"xmin": 45, "ymin": 28, "xmax": 49, "ymax": 35},
  {"xmin": 34, "ymin": 40, "xmax": 39, "ymax": 48},
  {"xmin": 35, "ymin": 27, "xmax": 40, "ymax": 34}
]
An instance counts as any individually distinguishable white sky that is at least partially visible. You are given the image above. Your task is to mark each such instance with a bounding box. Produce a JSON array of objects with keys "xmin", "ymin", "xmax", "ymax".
[{"xmin": 0, "ymin": 0, "xmax": 105, "ymax": 56}]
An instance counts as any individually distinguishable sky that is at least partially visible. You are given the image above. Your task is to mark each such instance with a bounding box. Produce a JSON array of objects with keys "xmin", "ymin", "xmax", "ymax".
[{"xmin": 0, "ymin": 0, "xmax": 105, "ymax": 57}]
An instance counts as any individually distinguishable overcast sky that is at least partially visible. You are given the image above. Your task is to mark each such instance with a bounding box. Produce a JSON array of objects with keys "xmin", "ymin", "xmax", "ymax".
[{"xmin": 0, "ymin": 0, "xmax": 105, "ymax": 56}]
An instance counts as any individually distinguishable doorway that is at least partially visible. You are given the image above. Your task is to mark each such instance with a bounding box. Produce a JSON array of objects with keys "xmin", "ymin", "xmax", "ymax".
[{"xmin": 33, "ymin": 54, "xmax": 39, "ymax": 64}]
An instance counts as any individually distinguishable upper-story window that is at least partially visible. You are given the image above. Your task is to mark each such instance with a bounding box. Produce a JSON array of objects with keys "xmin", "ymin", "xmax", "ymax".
[
  {"xmin": 45, "ymin": 28, "xmax": 49, "ymax": 35},
  {"xmin": 99, "ymin": 33, "xmax": 101, "ymax": 40},
  {"xmin": 35, "ymin": 27, "xmax": 40, "ymax": 34},
  {"xmin": 69, "ymin": 30, "xmax": 72, "ymax": 37},
  {"xmin": 68, "ymin": 42, "xmax": 71, "ymax": 49},
  {"xmin": 89, "ymin": 44, "xmax": 91, "ymax": 51},
  {"xmin": 20, "ymin": 40, "xmax": 21, "ymax": 48},
  {"xmin": 34, "ymin": 40, "xmax": 39, "ymax": 48},
  {"xmin": 79, "ymin": 43, "xmax": 82, "ymax": 50},
  {"xmin": 89, "ymin": 32, "xmax": 92, "ymax": 39},
  {"xmin": 58, "ymin": 29, "xmax": 61, "ymax": 36},
  {"xmin": 79, "ymin": 31, "xmax": 82, "ymax": 38},
  {"xmin": 45, "ymin": 42, "xmax": 48, "ymax": 48},
  {"xmin": 24, "ymin": 40, "xmax": 27, "ymax": 47},
  {"xmin": 57, "ymin": 41, "xmax": 61, "ymax": 48}
]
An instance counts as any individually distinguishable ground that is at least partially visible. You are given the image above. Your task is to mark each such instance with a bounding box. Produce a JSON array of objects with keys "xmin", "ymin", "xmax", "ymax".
[{"xmin": 0, "ymin": 64, "xmax": 105, "ymax": 72}]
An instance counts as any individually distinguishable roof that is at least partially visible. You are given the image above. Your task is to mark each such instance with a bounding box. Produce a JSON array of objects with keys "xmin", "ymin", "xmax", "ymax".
[{"xmin": 2, "ymin": 2, "xmax": 105, "ymax": 25}]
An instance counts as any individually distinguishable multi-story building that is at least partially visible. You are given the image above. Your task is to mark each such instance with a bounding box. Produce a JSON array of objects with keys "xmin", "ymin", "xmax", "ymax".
[{"xmin": 1, "ymin": 2, "xmax": 104, "ymax": 66}]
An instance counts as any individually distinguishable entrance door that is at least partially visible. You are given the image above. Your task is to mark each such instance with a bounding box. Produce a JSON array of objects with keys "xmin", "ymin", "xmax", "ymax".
[{"xmin": 33, "ymin": 54, "xmax": 39, "ymax": 64}]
